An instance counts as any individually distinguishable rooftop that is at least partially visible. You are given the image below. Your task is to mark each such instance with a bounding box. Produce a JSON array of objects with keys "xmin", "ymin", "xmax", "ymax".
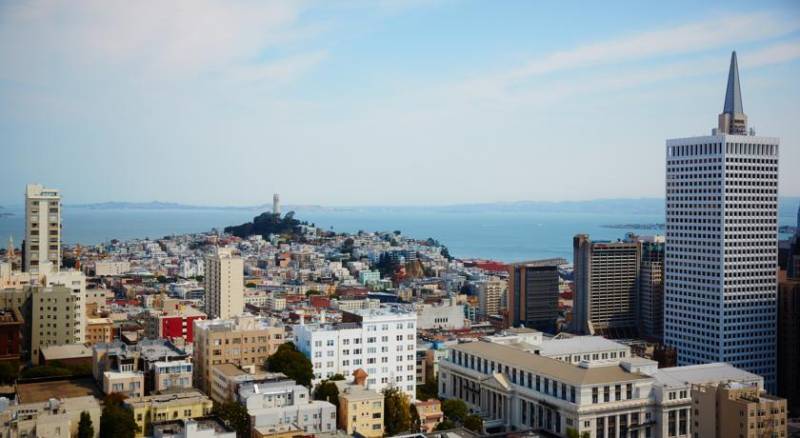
[
  {"xmin": 451, "ymin": 341, "xmax": 648, "ymax": 385},
  {"xmin": 125, "ymin": 390, "xmax": 210, "ymax": 409},
  {"xmin": 650, "ymin": 363, "xmax": 762, "ymax": 388},
  {"xmin": 538, "ymin": 336, "xmax": 628, "ymax": 357},
  {"xmin": 40, "ymin": 343, "xmax": 93, "ymax": 360},
  {"xmin": 508, "ymin": 258, "xmax": 568, "ymax": 267},
  {"xmin": 17, "ymin": 377, "xmax": 102, "ymax": 403}
]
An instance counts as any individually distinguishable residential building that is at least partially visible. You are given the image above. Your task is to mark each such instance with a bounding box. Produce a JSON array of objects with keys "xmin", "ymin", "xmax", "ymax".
[
  {"xmin": 93, "ymin": 339, "xmax": 189, "ymax": 395},
  {"xmin": 438, "ymin": 334, "xmax": 770, "ymax": 437},
  {"xmin": 125, "ymin": 391, "xmax": 214, "ymax": 438},
  {"xmin": 86, "ymin": 317, "xmax": 115, "ymax": 346},
  {"xmin": 93, "ymin": 260, "xmax": 131, "ymax": 276},
  {"xmin": 152, "ymin": 417, "xmax": 236, "ymax": 438},
  {"xmin": 209, "ymin": 364, "xmax": 284, "ymax": 404},
  {"xmin": 24, "ymin": 183, "xmax": 61, "ymax": 273},
  {"xmin": 193, "ymin": 314, "xmax": 285, "ymax": 393},
  {"xmin": 692, "ymin": 381, "xmax": 787, "ymax": 438},
  {"xmin": 0, "ymin": 308, "xmax": 22, "ymax": 362},
  {"xmin": 239, "ymin": 377, "xmax": 337, "ymax": 436},
  {"xmin": 507, "ymin": 258, "xmax": 565, "ymax": 333},
  {"xmin": 572, "ymin": 235, "xmax": 640, "ymax": 337},
  {"xmin": 104, "ymin": 370, "xmax": 145, "ymax": 398},
  {"xmin": 30, "ymin": 281, "xmax": 86, "ymax": 364},
  {"xmin": 144, "ymin": 305, "xmax": 207, "ymax": 343},
  {"xmin": 151, "ymin": 360, "xmax": 193, "ymax": 394},
  {"xmin": 0, "ymin": 396, "xmax": 101, "ymax": 438},
  {"xmin": 359, "ymin": 270, "xmax": 381, "ymax": 286},
  {"xmin": 39, "ymin": 343, "xmax": 93, "ymax": 368},
  {"xmin": 293, "ymin": 306, "xmax": 417, "ymax": 398},
  {"xmin": 664, "ymin": 52, "xmax": 779, "ymax": 391},
  {"xmin": 204, "ymin": 248, "xmax": 244, "ymax": 320},
  {"xmin": 476, "ymin": 278, "xmax": 505, "ymax": 318},
  {"xmin": 778, "ymin": 275, "xmax": 800, "ymax": 416},
  {"xmin": 638, "ymin": 238, "xmax": 665, "ymax": 342},
  {"xmin": 336, "ymin": 370, "xmax": 385, "ymax": 437},
  {"xmin": 414, "ymin": 399, "xmax": 443, "ymax": 433},
  {"xmin": 415, "ymin": 297, "xmax": 466, "ymax": 330}
]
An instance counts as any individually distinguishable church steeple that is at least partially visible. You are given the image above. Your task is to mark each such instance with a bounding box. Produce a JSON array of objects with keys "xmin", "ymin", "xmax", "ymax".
[{"xmin": 718, "ymin": 51, "xmax": 748, "ymax": 135}]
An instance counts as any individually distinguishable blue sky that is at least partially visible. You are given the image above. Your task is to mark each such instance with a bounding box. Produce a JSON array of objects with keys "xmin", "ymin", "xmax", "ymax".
[{"xmin": 1, "ymin": 0, "xmax": 799, "ymax": 206}]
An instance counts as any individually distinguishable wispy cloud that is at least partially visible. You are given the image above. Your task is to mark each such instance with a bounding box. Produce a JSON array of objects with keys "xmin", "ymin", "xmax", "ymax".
[{"xmin": 456, "ymin": 12, "xmax": 800, "ymax": 101}]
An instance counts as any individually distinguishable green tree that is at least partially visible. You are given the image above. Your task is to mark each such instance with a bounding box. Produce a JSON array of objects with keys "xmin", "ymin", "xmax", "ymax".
[
  {"xmin": 264, "ymin": 342, "xmax": 314, "ymax": 387},
  {"xmin": 329, "ymin": 373, "xmax": 346, "ymax": 381},
  {"xmin": 435, "ymin": 419, "xmax": 456, "ymax": 431},
  {"xmin": 383, "ymin": 387, "xmax": 412, "ymax": 436},
  {"xmin": 442, "ymin": 399, "xmax": 468, "ymax": 423},
  {"xmin": 0, "ymin": 361, "xmax": 18, "ymax": 384},
  {"xmin": 212, "ymin": 401, "xmax": 250, "ymax": 438},
  {"xmin": 78, "ymin": 411, "xmax": 94, "ymax": 438},
  {"xmin": 313, "ymin": 380, "xmax": 340, "ymax": 409},
  {"xmin": 416, "ymin": 377, "xmax": 438, "ymax": 401},
  {"xmin": 463, "ymin": 415, "xmax": 483, "ymax": 433},
  {"xmin": 245, "ymin": 282, "xmax": 257, "ymax": 288},
  {"xmin": 100, "ymin": 394, "xmax": 138, "ymax": 438}
]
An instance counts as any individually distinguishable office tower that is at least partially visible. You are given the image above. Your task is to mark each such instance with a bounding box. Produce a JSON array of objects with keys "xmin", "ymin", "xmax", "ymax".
[
  {"xmin": 572, "ymin": 235, "xmax": 640, "ymax": 337},
  {"xmin": 777, "ymin": 274, "xmax": 800, "ymax": 416},
  {"xmin": 24, "ymin": 184, "xmax": 61, "ymax": 273},
  {"xmin": 477, "ymin": 277, "xmax": 505, "ymax": 318},
  {"xmin": 273, "ymin": 193, "xmax": 280, "ymax": 216},
  {"xmin": 192, "ymin": 314, "xmax": 285, "ymax": 393},
  {"xmin": 507, "ymin": 258, "xmax": 565, "ymax": 333},
  {"xmin": 204, "ymin": 247, "xmax": 244, "ymax": 320},
  {"xmin": 664, "ymin": 52, "xmax": 779, "ymax": 391},
  {"xmin": 638, "ymin": 237, "xmax": 665, "ymax": 341}
]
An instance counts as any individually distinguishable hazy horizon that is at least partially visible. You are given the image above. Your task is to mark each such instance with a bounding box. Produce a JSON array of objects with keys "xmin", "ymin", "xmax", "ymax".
[{"xmin": 2, "ymin": 1, "xmax": 799, "ymax": 206}]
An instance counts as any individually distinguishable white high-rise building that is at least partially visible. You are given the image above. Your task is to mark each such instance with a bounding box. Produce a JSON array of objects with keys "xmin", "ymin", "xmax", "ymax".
[
  {"xmin": 664, "ymin": 51, "xmax": 779, "ymax": 391},
  {"xmin": 273, "ymin": 193, "xmax": 280, "ymax": 216},
  {"xmin": 204, "ymin": 248, "xmax": 244, "ymax": 320},
  {"xmin": 293, "ymin": 306, "xmax": 417, "ymax": 399},
  {"xmin": 24, "ymin": 184, "xmax": 61, "ymax": 273}
]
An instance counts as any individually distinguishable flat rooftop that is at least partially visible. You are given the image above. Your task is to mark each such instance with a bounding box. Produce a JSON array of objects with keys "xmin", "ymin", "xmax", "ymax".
[
  {"xmin": 651, "ymin": 362, "xmax": 762, "ymax": 388},
  {"xmin": 41, "ymin": 344, "xmax": 93, "ymax": 360},
  {"xmin": 539, "ymin": 336, "xmax": 629, "ymax": 357},
  {"xmin": 17, "ymin": 377, "xmax": 102, "ymax": 403},
  {"xmin": 452, "ymin": 341, "xmax": 648, "ymax": 385}
]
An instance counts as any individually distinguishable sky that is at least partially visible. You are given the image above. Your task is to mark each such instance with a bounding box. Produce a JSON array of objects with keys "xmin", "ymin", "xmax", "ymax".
[{"xmin": 1, "ymin": 0, "xmax": 799, "ymax": 207}]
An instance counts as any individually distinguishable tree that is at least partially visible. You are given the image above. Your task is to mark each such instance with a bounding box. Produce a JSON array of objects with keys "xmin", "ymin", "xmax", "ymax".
[
  {"xmin": 0, "ymin": 361, "xmax": 18, "ymax": 384},
  {"xmin": 78, "ymin": 411, "xmax": 94, "ymax": 438},
  {"xmin": 329, "ymin": 373, "xmax": 346, "ymax": 381},
  {"xmin": 213, "ymin": 401, "xmax": 250, "ymax": 438},
  {"xmin": 100, "ymin": 394, "xmax": 138, "ymax": 438},
  {"xmin": 313, "ymin": 380, "xmax": 340, "ymax": 409},
  {"xmin": 383, "ymin": 387, "xmax": 412, "ymax": 436},
  {"xmin": 442, "ymin": 399, "xmax": 468, "ymax": 423},
  {"xmin": 264, "ymin": 342, "xmax": 314, "ymax": 387},
  {"xmin": 416, "ymin": 377, "xmax": 438, "ymax": 401},
  {"xmin": 435, "ymin": 419, "xmax": 456, "ymax": 431},
  {"xmin": 463, "ymin": 415, "xmax": 483, "ymax": 433}
]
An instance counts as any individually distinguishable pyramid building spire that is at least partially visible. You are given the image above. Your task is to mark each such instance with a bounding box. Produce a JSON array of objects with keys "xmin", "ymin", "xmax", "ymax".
[{"xmin": 717, "ymin": 51, "xmax": 748, "ymax": 135}]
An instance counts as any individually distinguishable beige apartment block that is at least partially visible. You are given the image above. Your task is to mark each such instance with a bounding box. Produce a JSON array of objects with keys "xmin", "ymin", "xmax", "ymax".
[
  {"xmin": 86, "ymin": 317, "xmax": 114, "ymax": 346},
  {"xmin": 414, "ymin": 399, "xmax": 444, "ymax": 432},
  {"xmin": 204, "ymin": 248, "xmax": 244, "ymax": 319},
  {"xmin": 103, "ymin": 370, "xmax": 145, "ymax": 398},
  {"xmin": 24, "ymin": 184, "xmax": 61, "ymax": 274},
  {"xmin": 209, "ymin": 363, "xmax": 278, "ymax": 404},
  {"xmin": 31, "ymin": 282, "xmax": 86, "ymax": 364},
  {"xmin": 193, "ymin": 314, "xmax": 285, "ymax": 393},
  {"xmin": 693, "ymin": 382, "xmax": 788, "ymax": 438},
  {"xmin": 125, "ymin": 390, "xmax": 213, "ymax": 438},
  {"xmin": 336, "ymin": 370, "xmax": 385, "ymax": 437}
]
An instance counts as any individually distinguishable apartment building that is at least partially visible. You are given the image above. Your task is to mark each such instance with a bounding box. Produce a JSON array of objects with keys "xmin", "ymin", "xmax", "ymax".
[
  {"xmin": 204, "ymin": 248, "xmax": 244, "ymax": 320},
  {"xmin": 692, "ymin": 381, "xmax": 787, "ymax": 438},
  {"xmin": 86, "ymin": 317, "xmax": 114, "ymax": 346},
  {"xmin": 415, "ymin": 297, "xmax": 466, "ymax": 330},
  {"xmin": 0, "ymin": 396, "xmax": 101, "ymax": 438},
  {"xmin": 151, "ymin": 360, "xmax": 193, "ymax": 394},
  {"xmin": 507, "ymin": 259, "xmax": 564, "ymax": 333},
  {"xmin": 209, "ymin": 364, "xmax": 285, "ymax": 404},
  {"xmin": 238, "ymin": 377, "xmax": 337, "ymax": 436},
  {"xmin": 24, "ymin": 184, "xmax": 61, "ymax": 274},
  {"xmin": 476, "ymin": 277, "xmax": 506, "ymax": 319},
  {"xmin": 293, "ymin": 306, "xmax": 417, "ymax": 398},
  {"xmin": 193, "ymin": 314, "xmax": 285, "ymax": 393},
  {"xmin": 30, "ymin": 283, "xmax": 85, "ymax": 364},
  {"xmin": 125, "ymin": 391, "xmax": 213, "ymax": 438},
  {"xmin": 336, "ymin": 370, "xmax": 385, "ymax": 437}
]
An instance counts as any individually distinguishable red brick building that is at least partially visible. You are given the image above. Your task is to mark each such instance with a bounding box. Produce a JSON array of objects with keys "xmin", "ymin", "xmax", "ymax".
[{"xmin": 0, "ymin": 308, "xmax": 23, "ymax": 362}]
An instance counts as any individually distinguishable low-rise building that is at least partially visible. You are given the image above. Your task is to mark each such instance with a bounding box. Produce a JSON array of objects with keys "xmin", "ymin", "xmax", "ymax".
[
  {"xmin": 336, "ymin": 369, "xmax": 384, "ymax": 437},
  {"xmin": 209, "ymin": 363, "xmax": 283, "ymax": 404},
  {"xmin": 104, "ymin": 370, "xmax": 145, "ymax": 398},
  {"xmin": 152, "ymin": 417, "xmax": 236, "ymax": 438},
  {"xmin": 125, "ymin": 391, "xmax": 214, "ymax": 438},
  {"xmin": 414, "ymin": 399, "xmax": 443, "ymax": 433},
  {"xmin": 239, "ymin": 377, "xmax": 337, "ymax": 435},
  {"xmin": 0, "ymin": 396, "xmax": 101, "ymax": 438},
  {"xmin": 39, "ymin": 343, "xmax": 93, "ymax": 368},
  {"xmin": 86, "ymin": 317, "xmax": 115, "ymax": 346},
  {"xmin": 151, "ymin": 360, "xmax": 193, "ymax": 394},
  {"xmin": 692, "ymin": 381, "xmax": 787, "ymax": 438},
  {"xmin": 0, "ymin": 308, "xmax": 22, "ymax": 363},
  {"xmin": 415, "ymin": 297, "xmax": 466, "ymax": 330}
]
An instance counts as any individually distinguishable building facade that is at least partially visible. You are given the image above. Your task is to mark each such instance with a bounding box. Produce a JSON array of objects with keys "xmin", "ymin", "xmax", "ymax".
[
  {"xmin": 507, "ymin": 259, "xmax": 564, "ymax": 333},
  {"xmin": 24, "ymin": 184, "xmax": 61, "ymax": 274},
  {"xmin": 476, "ymin": 278, "xmax": 505, "ymax": 319},
  {"xmin": 193, "ymin": 314, "xmax": 285, "ymax": 393},
  {"xmin": 293, "ymin": 306, "xmax": 417, "ymax": 398},
  {"xmin": 572, "ymin": 235, "xmax": 640, "ymax": 337},
  {"xmin": 204, "ymin": 248, "xmax": 244, "ymax": 320},
  {"xmin": 663, "ymin": 52, "xmax": 779, "ymax": 391},
  {"xmin": 777, "ymin": 275, "xmax": 800, "ymax": 416},
  {"xmin": 125, "ymin": 391, "xmax": 213, "ymax": 438},
  {"xmin": 692, "ymin": 381, "xmax": 787, "ymax": 438},
  {"xmin": 638, "ymin": 238, "xmax": 665, "ymax": 342}
]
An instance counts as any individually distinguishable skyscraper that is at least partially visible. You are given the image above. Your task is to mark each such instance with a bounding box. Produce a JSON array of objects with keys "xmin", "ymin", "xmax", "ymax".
[
  {"xmin": 571, "ymin": 234, "xmax": 640, "ymax": 337},
  {"xmin": 664, "ymin": 51, "xmax": 779, "ymax": 391},
  {"xmin": 204, "ymin": 248, "xmax": 244, "ymax": 320},
  {"xmin": 638, "ymin": 237, "xmax": 665, "ymax": 342},
  {"xmin": 507, "ymin": 258, "xmax": 565, "ymax": 333},
  {"xmin": 23, "ymin": 184, "xmax": 61, "ymax": 273}
]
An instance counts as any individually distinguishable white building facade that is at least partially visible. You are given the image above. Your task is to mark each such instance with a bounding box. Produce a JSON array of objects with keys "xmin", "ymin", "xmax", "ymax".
[
  {"xmin": 24, "ymin": 184, "xmax": 61, "ymax": 273},
  {"xmin": 663, "ymin": 52, "xmax": 778, "ymax": 391},
  {"xmin": 293, "ymin": 306, "xmax": 417, "ymax": 398}
]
